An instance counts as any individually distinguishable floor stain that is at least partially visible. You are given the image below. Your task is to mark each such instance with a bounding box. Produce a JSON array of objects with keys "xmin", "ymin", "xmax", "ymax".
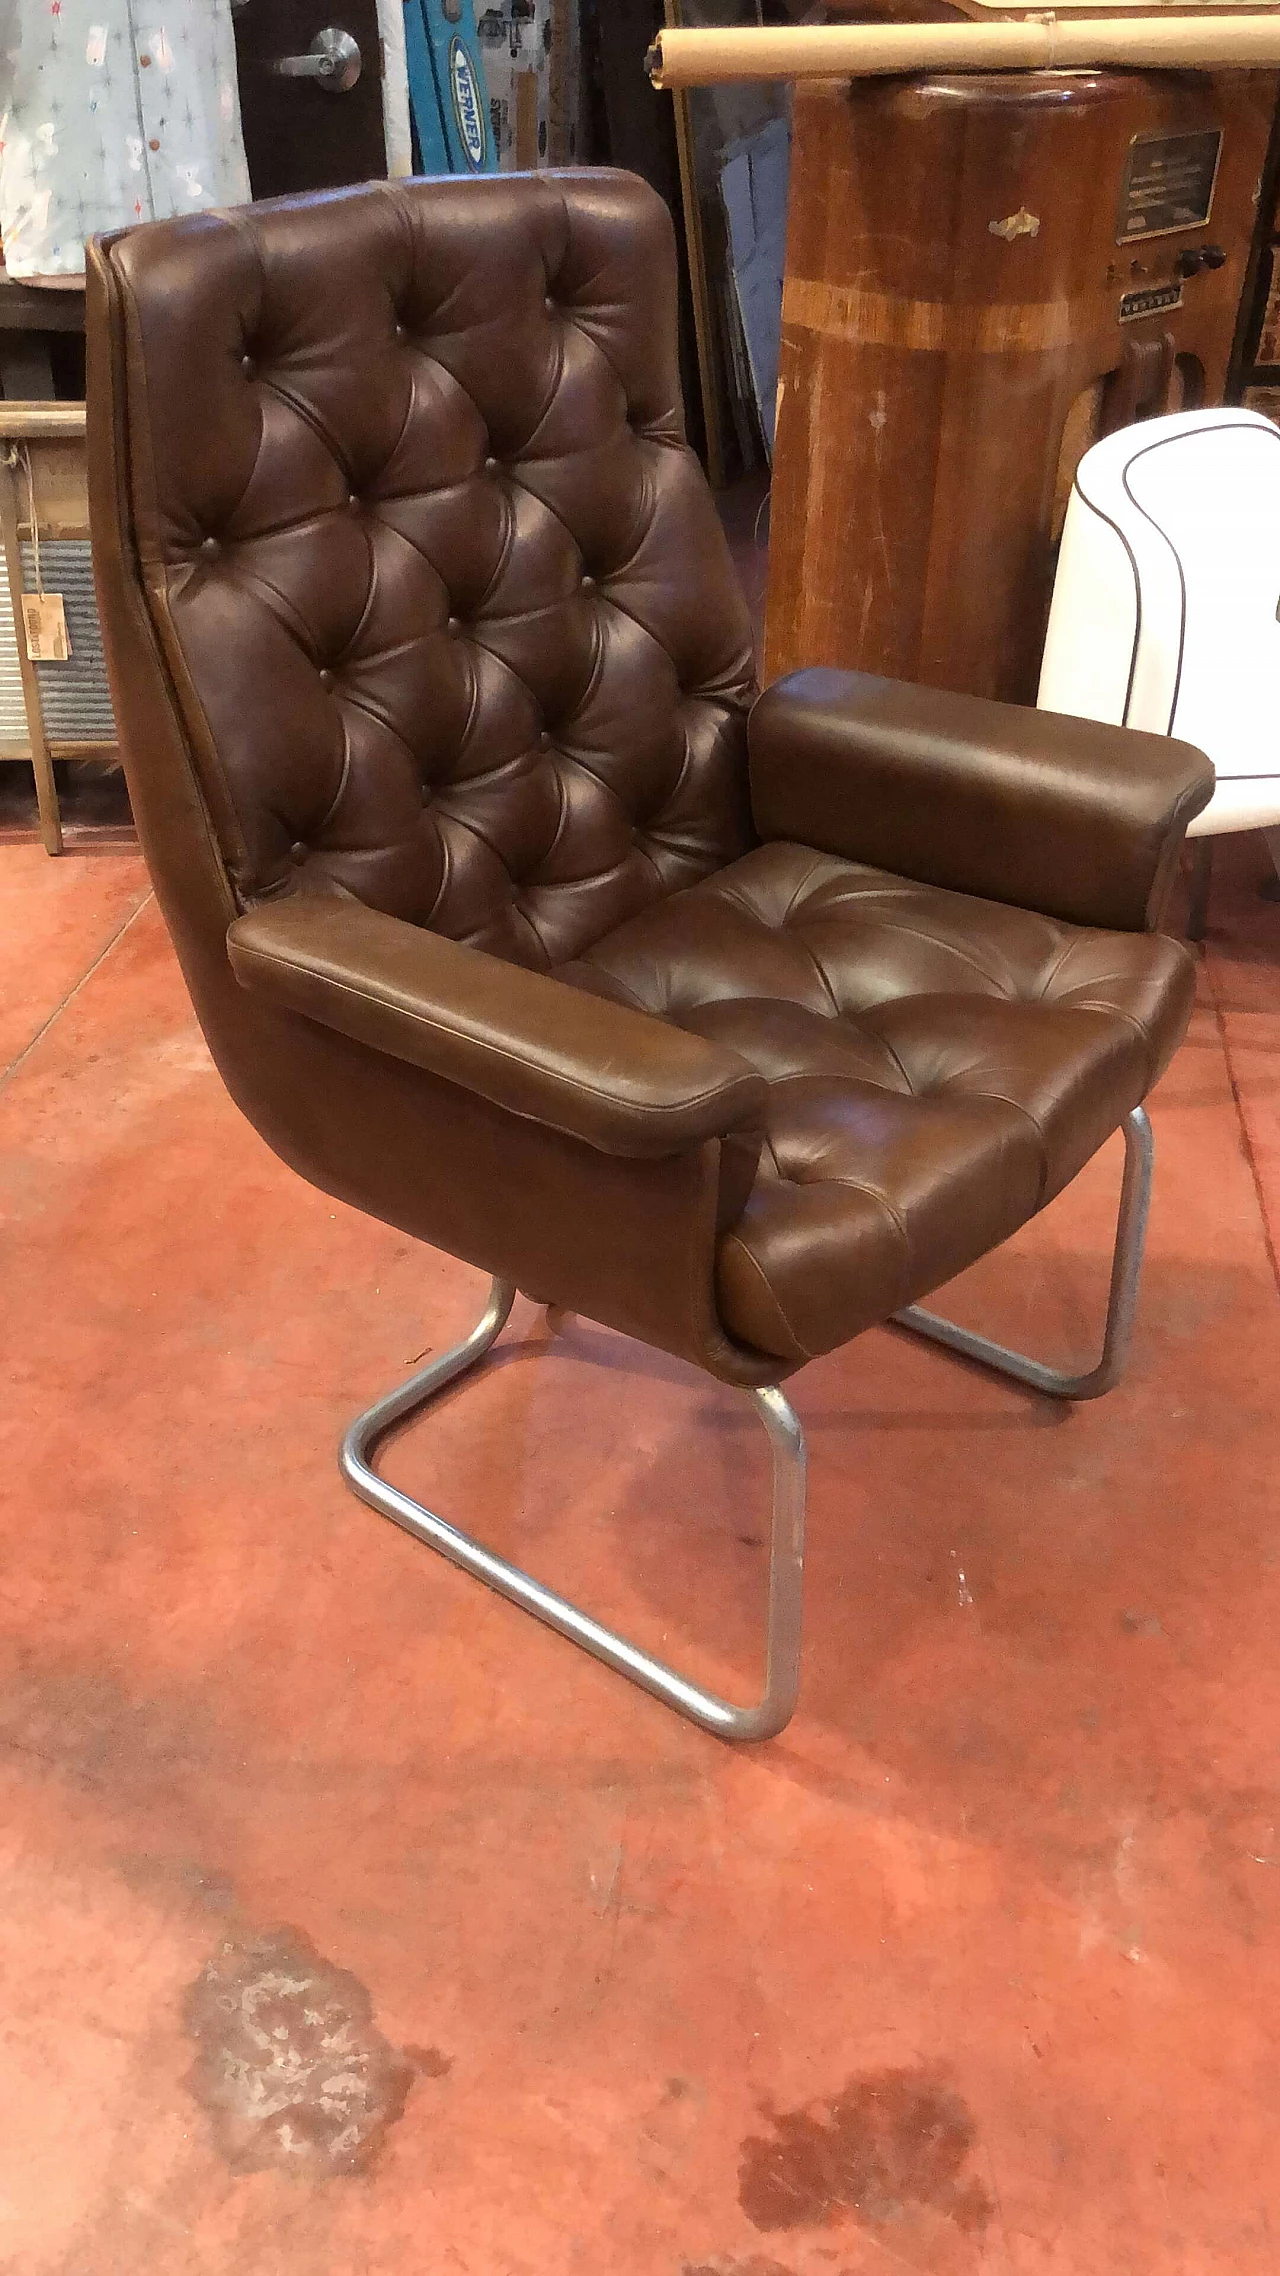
[
  {"xmin": 682, "ymin": 2260, "xmax": 799, "ymax": 2276},
  {"xmin": 182, "ymin": 1925, "xmax": 416, "ymax": 2176},
  {"xmin": 738, "ymin": 2066, "xmax": 992, "ymax": 2236},
  {"xmin": 0, "ymin": 1651, "xmax": 211, "ymax": 1798},
  {"xmin": 403, "ymin": 2043, "xmax": 453, "ymax": 2078},
  {"xmin": 115, "ymin": 1852, "xmax": 236, "ymax": 1914}
]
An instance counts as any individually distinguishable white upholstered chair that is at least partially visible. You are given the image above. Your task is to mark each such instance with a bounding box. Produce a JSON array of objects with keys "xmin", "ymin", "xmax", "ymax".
[{"xmin": 1039, "ymin": 406, "xmax": 1280, "ymax": 933}]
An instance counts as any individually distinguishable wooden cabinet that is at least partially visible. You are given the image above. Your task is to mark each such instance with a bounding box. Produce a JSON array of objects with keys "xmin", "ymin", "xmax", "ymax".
[{"xmin": 766, "ymin": 69, "xmax": 1279, "ymax": 703}]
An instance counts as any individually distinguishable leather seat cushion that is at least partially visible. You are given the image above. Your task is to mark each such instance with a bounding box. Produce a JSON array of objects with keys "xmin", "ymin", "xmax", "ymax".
[{"xmin": 557, "ymin": 842, "xmax": 1196, "ymax": 1362}]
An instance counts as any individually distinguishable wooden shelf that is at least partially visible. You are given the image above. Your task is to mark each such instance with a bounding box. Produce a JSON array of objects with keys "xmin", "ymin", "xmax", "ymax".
[
  {"xmin": 0, "ymin": 402, "xmax": 86, "ymax": 439},
  {"xmin": 0, "ymin": 272, "xmax": 85, "ymax": 335}
]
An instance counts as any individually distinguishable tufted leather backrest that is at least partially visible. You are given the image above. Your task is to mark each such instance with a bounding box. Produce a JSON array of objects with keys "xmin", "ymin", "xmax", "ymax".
[{"xmin": 106, "ymin": 172, "xmax": 757, "ymax": 968}]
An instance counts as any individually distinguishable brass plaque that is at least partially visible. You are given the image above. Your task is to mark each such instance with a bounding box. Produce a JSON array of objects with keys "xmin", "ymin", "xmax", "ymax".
[
  {"xmin": 1117, "ymin": 129, "xmax": 1222, "ymax": 244},
  {"xmin": 1119, "ymin": 281, "xmax": 1183, "ymax": 324}
]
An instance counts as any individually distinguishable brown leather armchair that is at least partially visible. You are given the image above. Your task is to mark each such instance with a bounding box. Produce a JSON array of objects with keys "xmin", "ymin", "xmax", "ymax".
[{"xmin": 87, "ymin": 173, "xmax": 1212, "ymax": 1742}]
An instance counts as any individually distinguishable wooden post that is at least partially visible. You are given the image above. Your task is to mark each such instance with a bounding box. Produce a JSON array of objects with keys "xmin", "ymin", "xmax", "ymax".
[{"xmin": 664, "ymin": 1, "xmax": 727, "ymax": 488}]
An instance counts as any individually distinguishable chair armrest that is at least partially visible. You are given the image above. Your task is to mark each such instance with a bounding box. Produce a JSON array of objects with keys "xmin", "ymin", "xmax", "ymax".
[
  {"xmin": 749, "ymin": 668, "xmax": 1215, "ymax": 932},
  {"xmin": 226, "ymin": 897, "xmax": 766, "ymax": 1160}
]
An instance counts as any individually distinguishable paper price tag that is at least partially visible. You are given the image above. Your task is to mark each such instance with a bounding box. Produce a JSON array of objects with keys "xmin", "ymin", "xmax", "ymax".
[{"xmin": 21, "ymin": 593, "xmax": 71, "ymax": 661}]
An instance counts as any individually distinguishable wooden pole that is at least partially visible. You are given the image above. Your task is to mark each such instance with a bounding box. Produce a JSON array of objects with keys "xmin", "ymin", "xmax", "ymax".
[
  {"xmin": 649, "ymin": 14, "xmax": 1280, "ymax": 84},
  {"xmin": 664, "ymin": 2, "xmax": 727, "ymax": 489}
]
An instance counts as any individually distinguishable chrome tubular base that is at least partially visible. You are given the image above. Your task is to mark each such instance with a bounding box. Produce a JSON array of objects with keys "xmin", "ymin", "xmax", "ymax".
[
  {"xmin": 340, "ymin": 1281, "xmax": 806, "ymax": 1743},
  {"xmin": 893, "ymin": 1104, "xmax": 1154, "ymax": 1401},
  {"xmin": 341, "ymin": 1110, "xmax": 1149, "ymax": 1737}
]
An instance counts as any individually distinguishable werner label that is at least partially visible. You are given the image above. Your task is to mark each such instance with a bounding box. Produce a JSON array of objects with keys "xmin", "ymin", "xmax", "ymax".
[{"xmin": 449, "ymin": 39, "xmax": 487, "ymax": 172}]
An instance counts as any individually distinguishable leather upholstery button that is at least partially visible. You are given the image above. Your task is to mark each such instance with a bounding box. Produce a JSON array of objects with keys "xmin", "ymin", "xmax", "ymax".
[
  {"xmin": 289, "ymin": 842, "xmax": 307, "ymax": 865},
  {"xmin": 200, "ymin": 535, "xmax": 219, "ymax": 555},
  {"xmin": 319, "ymin": 668, "xmax": 334, "ymax": 689},
  {"xmin": 446, "ymin": 615, "xmax": 461, "ymax": 637},
  {"xmin": 347, "ymin": 494, "xmax": 360, "ymax": 511},
  {"xmin": 484, "ymin": 455, "xmax": 498, "ymax": 473},
  {"xmin": 543, "ymin": 294, "xmax": 556, "ymax": 313},
  {"xmin": 580, "ymin": 573, "xmax": 595, "ymax": 591},
  {"xmin": 538, "ymin": 729, "xmax": 551, "ymax": 749}
]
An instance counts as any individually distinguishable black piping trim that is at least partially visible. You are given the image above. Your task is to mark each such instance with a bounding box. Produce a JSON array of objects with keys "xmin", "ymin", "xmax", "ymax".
[{"xmin": 1079, "ymin": 415, "xmax": 1280, "ymax": 738}]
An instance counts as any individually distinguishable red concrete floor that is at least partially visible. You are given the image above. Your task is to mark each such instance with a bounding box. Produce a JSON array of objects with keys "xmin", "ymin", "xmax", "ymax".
[{"xmin": 2, "ymin": 771, "xmax": 1279, "ymax": 2275}]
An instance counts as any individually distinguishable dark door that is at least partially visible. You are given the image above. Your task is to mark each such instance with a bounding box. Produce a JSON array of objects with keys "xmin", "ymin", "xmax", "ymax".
[{"xmin": 233, "ymin": 0, "xmax": 387, "ymax": 198}]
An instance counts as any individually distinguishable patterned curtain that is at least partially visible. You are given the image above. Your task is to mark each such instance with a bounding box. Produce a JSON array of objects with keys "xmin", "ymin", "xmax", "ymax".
[{"xmin": 0, "ymin": 0, "xmax": 251, "ymax": 281}]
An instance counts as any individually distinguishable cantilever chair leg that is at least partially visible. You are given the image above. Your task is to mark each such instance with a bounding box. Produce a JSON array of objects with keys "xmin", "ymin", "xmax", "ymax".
[
  {"xmin": 340, "ymin": 1280, "xmax": 807, "ymax": 1742},
  {"xmin": 341, "ymin": 1109, "xmax": 1148, "ymax": 1737},
  {"xmin": 894, "ymin": 1104, "xmax": 1153, "ymax": 1401}
]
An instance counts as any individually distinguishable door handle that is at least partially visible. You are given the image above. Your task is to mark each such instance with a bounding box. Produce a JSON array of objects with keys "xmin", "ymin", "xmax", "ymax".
[{"xmin": 272, "ymin": 27, "xmax": 362, "ymax": 91}]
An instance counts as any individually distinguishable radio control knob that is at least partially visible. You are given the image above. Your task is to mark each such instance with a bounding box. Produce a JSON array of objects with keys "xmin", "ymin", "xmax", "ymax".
[{"xmin": 1176, "ymin": 244, "xmax": 1227, "ymax": 279}]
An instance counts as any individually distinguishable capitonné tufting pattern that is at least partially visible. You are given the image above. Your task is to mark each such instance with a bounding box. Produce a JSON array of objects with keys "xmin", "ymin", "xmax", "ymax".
[
  {"xmin": 107, "ymin": 169, "xmax": 1200, "ymax": 1372},
  {"xmin": 121, "ymin": 172, "xmax": 755, "ymax": 967},
  {"xmin": 559, "ymin": 844, "xmax": 1195, "ymax": 1361}
]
